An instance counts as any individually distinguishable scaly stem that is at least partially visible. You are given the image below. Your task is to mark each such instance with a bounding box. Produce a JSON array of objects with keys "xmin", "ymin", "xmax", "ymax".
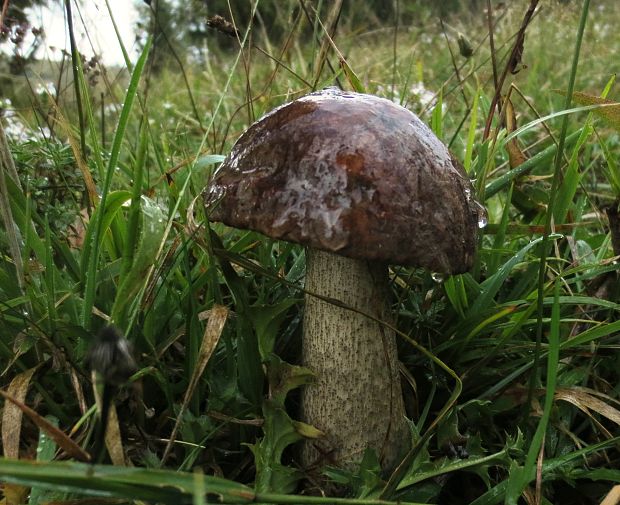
[{"xmin": 301, "ymin": 249, "xmax": 408, "ymax": 471}]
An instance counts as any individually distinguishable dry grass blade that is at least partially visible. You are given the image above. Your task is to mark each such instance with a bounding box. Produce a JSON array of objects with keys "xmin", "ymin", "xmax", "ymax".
[
  {"xmin": 70, "ymin": 367, "xmax": 88, "ymax": 416},
  {"xmin": 3, "ymin": 482, "xmax": 29, "ymax": 505},
  {"xmin": 161, "ymin": 305, "xmax": 229, "ymax": 463},
  {"xmin": 0, "ymin": 121, "xmax": 27, "ymax": 296},
  {"xmin": 2, "ymin": 366, "xmax": 39, "ymax": 458},
  {"xmin": 504, "ymin": 95, "xmax": 528, "ymax": 168},
  {"xmin": 601, "ymin": 485, "xmax": 620, "ymax": 505},
  {"xmin": 301, "ymin": 0, "xmax": 343, "ymax": 89},
  {"xmin": 568, "ymin": 91, "xmax": 620, "ymax": 131},
  {"xmin": 0, "ymin": 389, "xmax": 91, "ymax": 462},
  {"xmin": 314, "ymin": 13, "xmax": 364, "ymax": 93},
  {"xmin": 0, "ymin": 119, "xmax": 19, "ymax": 184},
  {"xmin": 483, "ymin": 0, "xmax": 540, "ymax": 139},
  {"xmin": 555, "ymin": 387, "xmax": 620, "ymax": 427},
  {"xmin": 104, "ymin": 405, "xmax": 127, "ymax": 466},
  {"xmin": 49, "ymin": 103, "xmax": 99, "ymax": 206}
]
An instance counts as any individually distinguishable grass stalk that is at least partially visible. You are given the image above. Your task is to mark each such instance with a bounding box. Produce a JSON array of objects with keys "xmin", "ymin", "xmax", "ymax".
[
  {"xmin": 528, "ymin": 0, "xmax": 591, "ymax": 414},
  {"xmin": 81, "ymin": 38, "xmax": 152, "ymax": 329}
]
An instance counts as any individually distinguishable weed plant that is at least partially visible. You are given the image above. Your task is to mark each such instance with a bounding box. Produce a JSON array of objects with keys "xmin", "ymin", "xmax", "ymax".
[{"xmin": 1, "ymin": 1, "xmax": 620, "ymax": 504}]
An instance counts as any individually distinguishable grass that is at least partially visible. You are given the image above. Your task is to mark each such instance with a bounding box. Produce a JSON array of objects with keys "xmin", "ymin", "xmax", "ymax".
[{"xmin": 2, "ymin": 0, "xmax": 620, "ymax": 504}]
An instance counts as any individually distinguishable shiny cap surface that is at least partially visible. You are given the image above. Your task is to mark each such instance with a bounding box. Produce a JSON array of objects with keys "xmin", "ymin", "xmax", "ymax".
[{"xmin": 205, "ymin": 88, "xmax": 482, "ymax": 272}]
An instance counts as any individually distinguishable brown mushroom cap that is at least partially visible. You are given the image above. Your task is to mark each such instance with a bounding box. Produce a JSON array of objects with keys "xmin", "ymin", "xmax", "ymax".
[{"xmin": 205, "ymin": 88, "xmax": 483, "ymax": 273}]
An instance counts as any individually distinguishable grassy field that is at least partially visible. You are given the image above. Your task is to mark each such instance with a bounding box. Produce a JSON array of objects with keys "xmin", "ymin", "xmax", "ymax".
[{"xmin": 1, "ymin": 1, "xmax": 620, "ymax": 504}]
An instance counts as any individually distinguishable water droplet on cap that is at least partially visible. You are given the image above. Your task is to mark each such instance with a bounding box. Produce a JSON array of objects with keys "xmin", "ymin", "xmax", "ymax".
[
  {"xmin": 476, "ymin": 202, "xmax": 488, "ymax": 229},
  {"xmin": 431, "ymin": 272, "xmax": 445, "ymax": 283}
]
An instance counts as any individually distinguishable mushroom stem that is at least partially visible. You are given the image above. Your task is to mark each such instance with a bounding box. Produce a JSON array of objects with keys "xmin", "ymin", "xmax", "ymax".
[{"xmin": 301, "ymin": 248, "xmax": 409, "ymax": 471}]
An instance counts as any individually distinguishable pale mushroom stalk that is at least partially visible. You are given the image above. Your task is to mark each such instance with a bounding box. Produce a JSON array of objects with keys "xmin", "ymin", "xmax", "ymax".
[{"xmin": 302, "ymin": 249, "xmax": 407, "ymax": 470}]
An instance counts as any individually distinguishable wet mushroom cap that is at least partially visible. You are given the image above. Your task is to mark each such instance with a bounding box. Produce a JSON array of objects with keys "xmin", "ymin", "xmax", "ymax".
[{"xmin": 205, "ymin": 88, "xmax": 483, "ymax": 273}]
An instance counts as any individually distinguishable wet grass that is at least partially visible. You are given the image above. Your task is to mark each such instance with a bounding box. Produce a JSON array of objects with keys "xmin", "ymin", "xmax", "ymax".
[{"xmin": 1, "ymin": 1, "xmax": 620, "ymax": 504}]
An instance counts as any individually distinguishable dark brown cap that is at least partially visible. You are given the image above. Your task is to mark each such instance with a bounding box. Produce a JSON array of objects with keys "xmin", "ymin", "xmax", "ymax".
[{"xmin": 205, "ymin": 88, "xmax": 484, "ymax": 273}]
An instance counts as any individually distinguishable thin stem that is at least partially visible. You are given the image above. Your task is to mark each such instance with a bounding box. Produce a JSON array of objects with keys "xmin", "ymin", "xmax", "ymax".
[
  {"xmin": 391, "ymin": 0, "xmax": 399, "ymax": 102},
  {"xmin": 482, "ymin": 0, "xmax": 539, "ymax": 140},
  {"xmin": 487, "ymin": 0, "xmax": 498, "ymax": 90},
  {"xmin": 146, "ymin": 1, "xmax": 203, "ymax": 130},
  {"xmin": 64, "ymin": 0, "xmax": 88, "ymax": 175},
  {"xmin": 527, "ymin": 0, "xmax": 591, "ymax": 413}
]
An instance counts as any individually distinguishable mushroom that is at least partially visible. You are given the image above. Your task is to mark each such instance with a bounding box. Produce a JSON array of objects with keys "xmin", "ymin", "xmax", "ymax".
[{"xmin": 204, "ymin": 88, "xmax": 484, "ymax": 472}]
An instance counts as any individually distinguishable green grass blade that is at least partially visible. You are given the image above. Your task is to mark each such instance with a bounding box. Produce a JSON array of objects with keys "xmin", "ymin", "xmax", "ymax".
[
  {"xmin": 103, "ymin": 0, "xmax": 132, "ymax": 69},
  {"xmin": 443, "ymin": 274, "xmax": 468, "ymax": 318},
  {"xmin": 0, "ymin": 458, "xmax": 254, "ymax": 504},
  {"xmin": 505, "ymin": 279, "xmax": 560, "ymax": 504},
  {"xmin": 553, "ymin": 118, "xmax": 594, "ymax": 224},
  {"xmin": 484, "ymin": 129, "xmax": 582, "ymax": 200},
  {"xmin": 431, "ymin": 89, "xmax": 443, "ymax": 140},
  {"xmin": 82, "ymin": 38, "xmax": 152, "ymax": 329},
  {"xmin": 466, "ymin": 235, "xmax": 557, "ymax": 318},
  {"xmin": 28, "ymin": 416, "xmax": 61, "ymax": 505},
  {"xmin": 0, "ymin": 458, "xmax": 426, "ymax": 505},
  {"xmin": 530, "ymin": 0, "xmax": 591, "ymax": 421},
  {"xmin": 503, "ymin": 103, "xmax": 609, "ymax": 144},
  {"xmin": 120, "ymin": 119, "xmax": 148, "ymax": 278},
  {"xmin": 560, "ymin": 318, "xmax": 620, "ymax": 350},
  {"xmin": 109, "ymin": 119, "xmax": 153, "ymax": 328},
  {"xmin": 43, "ymin": 220, "xmax": 57, "ymax": 332},
  {"xmin": 111, "ymin": 196, "xmax": 166, "ymax": 327},
  {"xmin": 464, "ymin": 87, "xmax": 480, "ymax": 173},
  {"xmin": 471, "ymin": 436, "xmax": 620, "ymax": 505},
  {"xmin": 80, "ymin": 190, "xmax": 132, "ymax": 279}
]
